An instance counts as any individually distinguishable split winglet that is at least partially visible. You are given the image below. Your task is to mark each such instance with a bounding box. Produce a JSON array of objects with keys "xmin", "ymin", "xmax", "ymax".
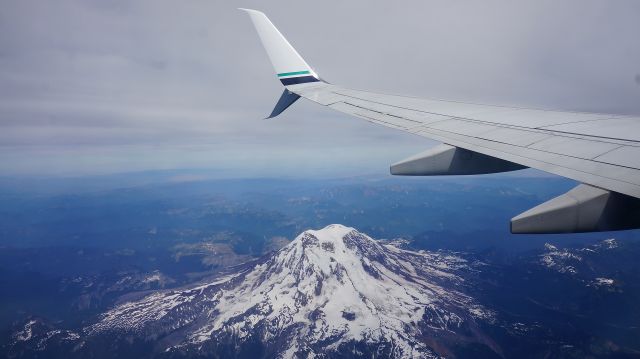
[{"xmin": 240, "ymin": 8, "xmax": 321, "ymax": 117}]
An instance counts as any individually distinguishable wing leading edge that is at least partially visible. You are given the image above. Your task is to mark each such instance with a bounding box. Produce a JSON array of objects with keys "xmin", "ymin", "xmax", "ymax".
[{"xmin": 241, "ymin": 9, "xmax": 640, "ymax": 234}]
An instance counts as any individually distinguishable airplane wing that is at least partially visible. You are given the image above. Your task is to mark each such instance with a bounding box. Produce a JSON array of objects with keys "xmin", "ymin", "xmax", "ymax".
[{"xmin": 240, "ymin": 8, "xmax": 640, "ymax": 234}]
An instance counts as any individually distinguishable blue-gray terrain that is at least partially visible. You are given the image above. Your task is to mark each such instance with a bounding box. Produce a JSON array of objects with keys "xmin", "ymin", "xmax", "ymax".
[{"xmin": 1, "ymin": 172, "xmax": 639, "ymax": 358}]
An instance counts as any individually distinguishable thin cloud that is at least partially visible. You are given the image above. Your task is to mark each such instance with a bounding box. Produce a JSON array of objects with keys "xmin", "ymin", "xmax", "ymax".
[{"xmin": 0, "ymin": 0, "xmax": 638, "ymax": 176}]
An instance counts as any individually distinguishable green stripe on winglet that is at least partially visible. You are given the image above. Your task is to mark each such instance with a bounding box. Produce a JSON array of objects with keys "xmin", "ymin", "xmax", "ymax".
[{"xmin": 277, "ymin": 70, "xmax": 310, "ymax": 77}]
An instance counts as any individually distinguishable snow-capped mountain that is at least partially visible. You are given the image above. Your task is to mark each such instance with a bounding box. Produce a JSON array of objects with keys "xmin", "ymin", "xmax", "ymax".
[
  {"xmin": 8, "ymin": 228, "xmax": 640, "ymax": 358},
  {"xmin": 81, "ymin": 224, "xmax": 493, "ymax": 358}
]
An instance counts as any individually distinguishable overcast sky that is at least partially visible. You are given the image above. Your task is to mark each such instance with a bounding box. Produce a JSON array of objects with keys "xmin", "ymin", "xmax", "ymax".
[{"xmin": 1, "ymin": 0, "xmax": 639, "ymax": 177}]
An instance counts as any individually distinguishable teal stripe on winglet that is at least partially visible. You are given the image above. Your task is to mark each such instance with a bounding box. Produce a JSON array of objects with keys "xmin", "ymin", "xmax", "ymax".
[{"xmin": 277, "ymin": 70, "xmax": 310, "ymax": 77}]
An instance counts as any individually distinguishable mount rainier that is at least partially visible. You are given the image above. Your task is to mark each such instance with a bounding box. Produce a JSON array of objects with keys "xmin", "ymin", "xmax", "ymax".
[{"xmin": 36, "ymin": 224, "xmax": 496, "ymax": 358}]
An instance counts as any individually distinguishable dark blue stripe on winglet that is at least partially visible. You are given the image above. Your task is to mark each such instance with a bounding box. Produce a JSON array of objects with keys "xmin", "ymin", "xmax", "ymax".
[{"xmin": 280, "ymin": 76, "xmax": 320, "ymax": 86}]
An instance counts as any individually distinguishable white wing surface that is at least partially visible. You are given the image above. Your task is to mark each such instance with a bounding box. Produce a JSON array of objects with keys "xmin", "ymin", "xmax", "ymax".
[{"xmin": 241, "ymin": 9, "xmax": 640, "ymax": 234}]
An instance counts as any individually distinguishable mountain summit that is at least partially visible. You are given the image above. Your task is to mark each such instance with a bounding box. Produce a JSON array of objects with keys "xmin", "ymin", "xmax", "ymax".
[{"xmin": 72, "ymin": 225, "xmax": 494, "ymax": 357}]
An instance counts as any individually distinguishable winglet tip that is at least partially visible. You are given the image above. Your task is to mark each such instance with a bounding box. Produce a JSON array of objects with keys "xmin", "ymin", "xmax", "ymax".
[{"xmin": 238, "ymin": 8, "xmax": 262, "ymax": 15}]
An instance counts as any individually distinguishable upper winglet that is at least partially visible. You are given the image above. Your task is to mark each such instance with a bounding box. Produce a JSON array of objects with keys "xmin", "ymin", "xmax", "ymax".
[{"xmin": 240, "ymin": 8, "xmax": 320, "ymax": 87}]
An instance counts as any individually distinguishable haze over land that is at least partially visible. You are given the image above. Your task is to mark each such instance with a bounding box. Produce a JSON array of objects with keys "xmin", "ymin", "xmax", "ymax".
[{"xmin": 2, "ymin": 174, "xmax": 640, "ymax": 358}]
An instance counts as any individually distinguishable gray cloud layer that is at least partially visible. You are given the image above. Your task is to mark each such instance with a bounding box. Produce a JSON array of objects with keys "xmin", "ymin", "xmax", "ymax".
[{"xmin": 0, "ymin": 0, "xmax": 639, "ymax": 176}]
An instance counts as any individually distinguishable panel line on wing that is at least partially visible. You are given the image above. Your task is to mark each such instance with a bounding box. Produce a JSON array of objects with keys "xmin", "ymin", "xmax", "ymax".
[
  {"xmin": 331, "ymin": 90, "xmax": 640, "ymax": 147},
  {"xmin": 535, "ymin": 116, "xmax": 623, "ymax": 129}
]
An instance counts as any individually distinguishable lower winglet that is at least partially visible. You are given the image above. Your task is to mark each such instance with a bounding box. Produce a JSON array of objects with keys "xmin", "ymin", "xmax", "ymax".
[{"xmin": 266, "ymin": 89, "xmax": 301, "ymax": 119}]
